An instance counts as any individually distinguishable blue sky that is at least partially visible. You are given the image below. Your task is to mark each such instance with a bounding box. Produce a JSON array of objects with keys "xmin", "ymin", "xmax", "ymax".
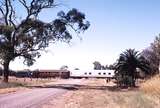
[{"xmin": 10, "ymin": 0, "xmax": 160, "ymax": 70}]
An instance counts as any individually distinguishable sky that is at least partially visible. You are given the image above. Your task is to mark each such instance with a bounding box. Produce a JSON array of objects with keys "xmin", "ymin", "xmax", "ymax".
[{"xmin": 10, "ymin": 0, "xmax": 160, "ymax": 70}]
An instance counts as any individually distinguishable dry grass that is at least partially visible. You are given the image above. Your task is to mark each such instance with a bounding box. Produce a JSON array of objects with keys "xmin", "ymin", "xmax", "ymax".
[
  {"xmin": 0, "ymin": 76, "xmax": 58, "ymax": 94},
  {"xmin": 1, "ymin": 77, "xmax": 160, "ymax": 107},
  {"xmin": 0, "ymin": 86, "xmax": 25, "ymax": 94},
  {"xmin": 42, "ymin": 79, "xmax": 158, "ymax": 108},
  {"xmin": 141, "ymin": 75, "xmax": 160, "ymax": 97},
  {"xmin": 140, "ymin": 75, "xmax": 160, "ymax": 104}
]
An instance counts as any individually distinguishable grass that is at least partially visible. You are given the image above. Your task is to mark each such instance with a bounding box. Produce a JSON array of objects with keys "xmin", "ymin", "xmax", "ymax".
[
  {"xmin": 1, "ymin": 76, "xmax": 160, "ymax": 107},
  {"xmin": 42, "ymin": 79, "xmax": 158, "ymax": 108},
  {"xmin": 140, "ymin": 75, "xmax": 160, "ymax": 105},
  {"xmin": 0, "ymin": 76, "xmax": 58, "ymax": 94},
  {"xmin": 141, "ymin": 75, "xmax": 160, "ymax": 97}
]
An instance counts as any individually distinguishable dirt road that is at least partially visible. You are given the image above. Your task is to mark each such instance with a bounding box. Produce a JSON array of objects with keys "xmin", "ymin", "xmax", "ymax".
[{"xmin": 0, "ymin": 79, "xmax": 83, "ymax": 108}]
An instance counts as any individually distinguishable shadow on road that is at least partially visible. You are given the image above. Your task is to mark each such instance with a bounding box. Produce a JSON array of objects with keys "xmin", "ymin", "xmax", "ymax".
[{"xmin": 25, "ymin": 84, "xmax": 139, "ymax": 92}]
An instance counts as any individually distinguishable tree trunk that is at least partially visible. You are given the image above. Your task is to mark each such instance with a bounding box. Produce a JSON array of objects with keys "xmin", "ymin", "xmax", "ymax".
[
  {"xmin": 131, "ymin": 76, "xmax": 136, "ymax": 87},
  {"xmin": 2, "ymin": 61, "xmax": 10, "ymax": 83},
  {"xmin": 159, "ymin": 61, "xmax": 160, "ymax": 74}
]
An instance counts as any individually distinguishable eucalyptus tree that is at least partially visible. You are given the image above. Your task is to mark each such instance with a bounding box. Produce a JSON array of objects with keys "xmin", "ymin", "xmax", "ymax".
[
  {"xmin": 0, "ymin": 0, "xmax": 90, "ymax": 82},
  {"xmin": 115, "ymin": 49, "xmax": 150, "ymax": 87},
  {"xmin": 141, "ymin": 34, "xmax": 160, "ymax": 75},
  {"xmin": 142, "ymin": 47, "xmax": 159, "ymax": 75},
  {"xmin": 93, "ymin": 61, "xmax": 102, "ymax": 70},
  {"xmin": 151, "ymin": 34, "xmax": 160, "ymax": 73}
]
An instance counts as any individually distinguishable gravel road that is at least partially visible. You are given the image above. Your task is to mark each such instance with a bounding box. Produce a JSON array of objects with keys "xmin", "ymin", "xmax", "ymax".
[{"xmin": 0, "ymin": 79, "xmax": 83, "ymax": 108}]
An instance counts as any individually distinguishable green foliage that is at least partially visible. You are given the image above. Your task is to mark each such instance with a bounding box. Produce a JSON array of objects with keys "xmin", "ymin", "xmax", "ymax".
[
  {"xmin": 0, "ymin": 0, "xmax": 90, "ymax": 66},
  {"xmin": 0, "ymin": 0, "xmax": 90, "ymax": 82},
  {"xmin": 115, "ymin": 49, "xmax": 150, "ymax": 87}
]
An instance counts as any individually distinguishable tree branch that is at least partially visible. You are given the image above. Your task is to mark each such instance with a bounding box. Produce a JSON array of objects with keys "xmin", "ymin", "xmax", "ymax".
[
  {"xmin": 4, "ymin": 0, "xmax": 9, "ymax": 25},
  {"xmin": 0, "ymin": 1, "xmax": 5, "ymax": 16},
  {"xmin": 8, "ymin": 0, "xmax": 16, "ymax": 29},
  {"xmin": 18, "ymin": 0, "xmax": 29, "ymax": 14},
  {"xmin": 0, "ymin": 7, "xmax": 5, "ymax": 16}
]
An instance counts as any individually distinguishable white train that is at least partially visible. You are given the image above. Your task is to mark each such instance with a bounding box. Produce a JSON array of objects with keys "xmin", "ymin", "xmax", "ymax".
[{"xmin": 70, "ymin": 70, "xmax": 115, "ymax": 78}]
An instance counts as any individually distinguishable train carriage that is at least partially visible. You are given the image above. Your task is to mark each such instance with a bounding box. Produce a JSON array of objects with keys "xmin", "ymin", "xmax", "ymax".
[
  {"xmin": 32, "ymin": 70, "xmax": 70, "ymax": 79},
  {"xmin": 70, "ymin": 70, "xmax": 115, "ymax": 78}
]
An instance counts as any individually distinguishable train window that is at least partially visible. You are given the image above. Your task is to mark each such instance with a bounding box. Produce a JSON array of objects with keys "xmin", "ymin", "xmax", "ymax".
[
  {"xmin": 98, "ymin": 73, "xmax": 101, "ymax": 75},
  {"xmin": 103, "ymin": 73, "xmax": 106, "ymax": 75},
  {"xmin": 108, "ymin": 73, "xmax": 111, "ymax": 75},
  {"xmin": 89, "ymin": 72, "xmax": 91, "ymax": 75}
]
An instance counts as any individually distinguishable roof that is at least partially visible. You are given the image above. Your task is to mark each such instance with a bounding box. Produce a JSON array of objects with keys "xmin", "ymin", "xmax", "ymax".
[{"xmin": 37, "ymin": 69, "xmax": 69, "ymax": 73}]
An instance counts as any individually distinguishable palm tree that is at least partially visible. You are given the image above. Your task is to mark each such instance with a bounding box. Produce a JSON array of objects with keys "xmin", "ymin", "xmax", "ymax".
[{"xmin": 115, "ymin": 49, "xmax": 150, "ymax": 87}]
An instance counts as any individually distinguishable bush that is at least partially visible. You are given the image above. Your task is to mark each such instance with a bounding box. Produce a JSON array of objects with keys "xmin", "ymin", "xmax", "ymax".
[{"xmin": 116, "ymin": 74, "xmax": 135, "ymax": 87}]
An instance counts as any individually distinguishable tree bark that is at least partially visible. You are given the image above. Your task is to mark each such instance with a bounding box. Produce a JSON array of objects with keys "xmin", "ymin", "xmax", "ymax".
[
  {"xmin": 2, "ymin": 61, "xmax": 10, "ymax": 83},
  {"xmin": 159, "ymin": 61, "xmax": 160, "ymax": 74}
]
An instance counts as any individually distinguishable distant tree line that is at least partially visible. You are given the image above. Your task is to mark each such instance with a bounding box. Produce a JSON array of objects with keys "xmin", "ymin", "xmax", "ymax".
[{"xmin": 93, "ymin": 61, "xmax": 115, "ymax": 70}]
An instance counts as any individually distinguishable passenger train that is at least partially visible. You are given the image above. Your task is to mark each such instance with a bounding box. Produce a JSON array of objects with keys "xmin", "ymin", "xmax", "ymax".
[
  {"xmin": 0, "ymin": 69, "xmax": 115, "ymax": 79},
  {"xmin": 70, "ymin": 70, "xmax": 115, "ymax": 78}
]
